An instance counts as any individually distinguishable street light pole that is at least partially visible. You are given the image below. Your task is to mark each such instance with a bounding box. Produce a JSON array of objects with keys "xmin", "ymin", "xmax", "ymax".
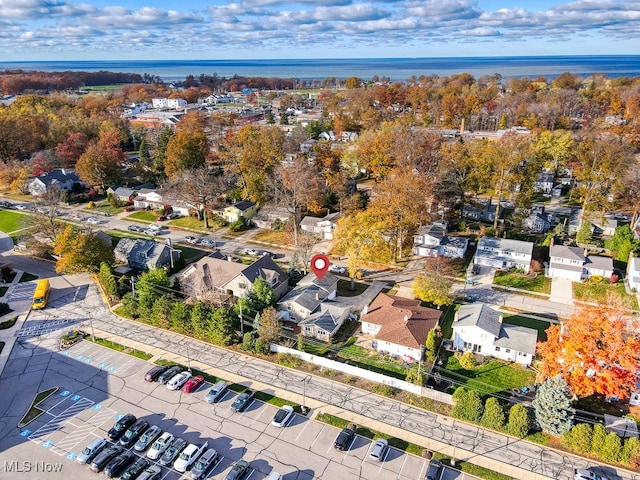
[{"xmin": 186, "ymin": 342, "xmax": 192, "ymax": 372}]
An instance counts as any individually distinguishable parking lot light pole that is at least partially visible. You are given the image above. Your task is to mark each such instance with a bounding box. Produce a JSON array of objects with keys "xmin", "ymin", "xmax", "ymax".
[
  {"xmin": 301, "ymin": 375, "xmax": 310, "ymax": 414},
  {"xmin": 186, "ymin": 342, "xmax": 192, "ymax": 372}
]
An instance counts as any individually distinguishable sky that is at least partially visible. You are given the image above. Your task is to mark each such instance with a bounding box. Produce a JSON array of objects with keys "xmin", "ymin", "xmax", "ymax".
[{"xmin": 1, "ymin": 0, "xmax": 639, "ymax": 61}]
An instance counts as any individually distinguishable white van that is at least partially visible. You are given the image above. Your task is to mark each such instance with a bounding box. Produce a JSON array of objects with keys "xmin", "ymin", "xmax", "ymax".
[{"xmin": 266, "ymin": 472, "xmax": 282, "ymax": 480}]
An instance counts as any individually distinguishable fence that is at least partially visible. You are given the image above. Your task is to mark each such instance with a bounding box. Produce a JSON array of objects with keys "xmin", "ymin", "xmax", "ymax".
[{"xmin": 270, "ymin": 344, "xmax": 453, "ymax": 405}]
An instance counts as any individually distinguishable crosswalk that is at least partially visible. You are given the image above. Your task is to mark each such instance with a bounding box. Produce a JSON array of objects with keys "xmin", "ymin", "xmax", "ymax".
[
  {"xmin": 14, "ymin": 319, "xmax": 78, "ymax": 338},
  {"xmin": 7, "ymin": 282, "xmax": 36, "ymax": 301}
]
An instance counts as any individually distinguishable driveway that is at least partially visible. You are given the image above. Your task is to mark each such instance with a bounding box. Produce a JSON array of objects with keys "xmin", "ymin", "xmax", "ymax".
[{"xmin": 549, "ymin": 277, "xmax": 574, "ymax": 305}]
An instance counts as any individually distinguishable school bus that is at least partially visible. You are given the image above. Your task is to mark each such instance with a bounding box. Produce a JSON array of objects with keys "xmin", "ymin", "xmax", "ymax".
[{"xmin": 32, "ymin": 279, "xmax": 50, "ymax": 310}]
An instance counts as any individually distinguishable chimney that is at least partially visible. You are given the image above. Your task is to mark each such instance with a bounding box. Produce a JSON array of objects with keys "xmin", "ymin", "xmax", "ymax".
[
  {"xmin": 362, "ymin": 304, "xmax": 368, "ymax": 316},
  {"xmin": 227, "ymin": 255, "xmax": 233, "ymax": 262},
  {"xmin": 498, "ymin": 315, "xmax": 503, "ymax": 324},
  {"xmin": 315, "ymin": 292, "xmax": 320, "ymax": 300},
  {"xmin": 404, "ymin": 315, "xmax": 409, "ymax": 323}
]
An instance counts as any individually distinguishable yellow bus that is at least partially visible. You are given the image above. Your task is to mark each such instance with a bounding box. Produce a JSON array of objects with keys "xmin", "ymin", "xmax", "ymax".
[{"xmin": 32, "ymin": 279, "xmax": 50, "ymax": 310}]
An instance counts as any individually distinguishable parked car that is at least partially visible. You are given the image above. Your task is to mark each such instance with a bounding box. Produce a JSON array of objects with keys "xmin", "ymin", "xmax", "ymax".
[
  {"xmin": 144, "ymin": 228, "xmax": 159, "ymax": 236},
  {"xmin": 199, "ymin": 238, "xmax": 216, "ymax": 248},
  {"xmin": 134, "ymin": 425, "xmax": 163, "ymax": 452},
  {"xmin": 334, "ymin": 423, "xmax": 357, "ymax": 451},
  {"xmin": 225, "ymin": 459, "xmax": 249, "ymax": 480},
  {"xmin": 271, "ymin": 405, "xmax": 294, "ymax": 427},
  {"xmin": 329, "ymin": 264, "xmax": 346, "ymax": 274},
  {"xmin": 205, "ymin": 381, "xmax": 229, "ymax": 403},
  {"xmin": 242, "ymin": 248, "xmax": 259, "ymax": 256},
  {"xmin": 119, "ymin": 419, "xmax": 150, "ymax": 448},
  {"xmin": 127, "ymin": 224, "xmax": 142, "ymax": 232},
  {"xmin": 425, "ymin": 459, "xmax": 443, "ymax": 480},
  {"xmin": 103, "ymin": 451, "xmax": 135, "ymax": 478},
  {"xmin": 76, "ymin": 437, "xmax": 107, "ymax": 464},
  {"xmin": 167, "ymin": 212, "xmax": 181, "ymax": 219},
  {"xmin": 174, "ymin": 441, "xmax": 208, "ymax": 473},
  {"xmin": 574, "ymin": 469, "xmax": 609, "ymax": 480},
  {"xmin": 471, "ymin": 263, "xmax": 480, "ymax": 274},
  {"xmin": 185, "ymin": 236, "xmax": 199, "ymax": 244},
  {"xmin": 369, "ymin": 438, "xmax": 389, "ymax": 462},
  {"xmin": 146, "ymin": 431, "xmax": 174, "ymax": 460},
  {"xmin": 86, "ymin": 216, "xmax": 100, "ymax": 225},
  {"xmin": 157, "ymin": 215, "xmax": 167, "ymax": 221},
  {"xmin": 89, "ymin": 444, "xmax": 123, "ymax": 472},
  {"xmin": 230, "ymin": 389, "xmax": 255, "ymax": 412},
  {"xmin": 167, "ymin": 371, "xmax": 192, "ymax": 390},
  {"xmin": 191, "ymin": 448, "xmax": 220, "ymax": 480},
  {"xmin": 182, "ymin": 375, "xmax": 205, "ymax": 393},
  {"xmin": 107, "ymin": 413, "xmax": 136, "ymax": 440},
  {"xmin": 159, "ymin": 437, "xmax": 186, "ymax": 467},
  {"xmin": 144, "ymin": 365, "xmax": 168, "ymax": 382},
  {"xmin": 137, "ymin": 465, "xmax": 162, "ymax": 480},
  {"xmin": 120, "ymin": 457, "xmax": 150, "ymax": 480},
  {"xmin": 158, "ymin": 365, "xmax": 182, "ymax": 384}
]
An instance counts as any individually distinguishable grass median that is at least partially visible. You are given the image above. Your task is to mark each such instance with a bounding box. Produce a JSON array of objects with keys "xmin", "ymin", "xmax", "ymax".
[{"xmin": 89, "ymin": 337, "xmax": 152, "ymax": 360}]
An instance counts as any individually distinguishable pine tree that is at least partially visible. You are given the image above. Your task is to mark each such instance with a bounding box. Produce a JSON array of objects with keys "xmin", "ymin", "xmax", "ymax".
[
  {"xmin": 451, "ymin": 387, "xmax": 483, "ymax": 423},
  {"xmin": 621, "ymin": 437, "xmax": 640, "ymax": 465},
  {"xmin": 532, "ymin": 375, "xmax": 575, "ymax": 436},
  {"xmin": 590, "ymin": 423, "xmax": 607, "ymax": 456},
  {"xmin": 425, "ymin": 327, "xmax": 441, "ymax": 361},
  {"xmin": 506, "ymin": 404, "xmax": 530, "ymax": 438},
  {"xmin": 563, "ymin": 423, "xmax": 592, "ymax": 454},
  {"xmin": 601, "ymin": 432, "xmax": 622, "ymax": 463},
  {"xmin": 480, "ymin": 397, "xmax": 505, "ymax": 431},
  {"xmin": 98, "ymin": 262, "xmax": 118, "ymax": 298}
]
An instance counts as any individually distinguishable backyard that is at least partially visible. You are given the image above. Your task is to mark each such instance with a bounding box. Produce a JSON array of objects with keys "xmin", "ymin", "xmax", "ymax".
[{"xmin": 493, "ymin": 271, "xmax": 552, "ymax": 294}]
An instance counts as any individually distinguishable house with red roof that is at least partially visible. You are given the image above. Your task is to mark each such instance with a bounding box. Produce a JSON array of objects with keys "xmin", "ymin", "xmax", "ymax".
[{"xmin": 360, "ymin": 293, "xmax": 441, "ymax": 363}]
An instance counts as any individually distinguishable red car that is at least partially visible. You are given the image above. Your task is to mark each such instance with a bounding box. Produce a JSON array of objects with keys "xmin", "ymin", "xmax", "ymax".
[{"xmin": 181, "ymin": 375, "xmax": 204, "ymax": 393}]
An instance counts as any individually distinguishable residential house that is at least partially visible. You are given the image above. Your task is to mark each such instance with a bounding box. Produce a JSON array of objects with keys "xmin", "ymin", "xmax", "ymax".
[
  {"xmin": 523, "ymin": 212, "xmax": 551, "ymax": 233},
  {"xmin": 180, "ymin": 253, "xmax": 288, "ymax": 305},
  {"xmin": 473, "ymin": 237, "xmax": 534, "ymax": 273},
  {"xmin": 222, "ymin": 200, "xmax": 257, "ymax": 223},
  {"xmin": 114, "ymin": 238, "xmax": 180, "ymax": 271},
  {"xmin": 547, "ymin": 245, "xmax": 614, "ymax": 281},
  {"xmin": 28, "ymin": 168, "xmax": 84, "ymax": 196},
  {"xmin": 360, "ymin": 293, "xmax": 441, "ymax": 362},
  {"xmin": 318, "ymin": 130, "xmax": 336, "ymax": 142},
  {"xmin": 534, "ymin": 171, "xmax": 555, "ymax": 194},
  {"xmin": 452, "ymin": 303, "xmax": 537, "ymax": 366},
  {"xmin": 152, "ymin": 98, "xmax": 187, "ymax": 109},
  {"xmin": 412, "ymin": 222, "xmax": 469, "ymax": 258},
  {"xmin": 133, "ymin": 188, "xmax": 165, "ymax": 210},
  {"xmin": 462, "ymin": 198, "xmax": 502, "ymax": 223},
  {"xmin": 300, "ymin": 212, "xmax": 341, "ymax": 240},
  {"xmin": 300, "ymin": 139, "xmax": 317, "ymax": 154},
  {"xmin": 277, "ymin": 272, "xmax": 351, "ymax": 340},
  {"xmin": 627, "ymin": 255, "xmax": 640, "ymax": 292},
  {"xmin": 252, "ymin": 205, "xmax": 291, "ymax": 230},
  {"xmin": 591, "ymin": 217, "xmax": 618, "ymax": 237}
]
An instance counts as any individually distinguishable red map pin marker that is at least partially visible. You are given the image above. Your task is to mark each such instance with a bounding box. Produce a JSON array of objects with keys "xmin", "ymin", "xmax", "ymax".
[{"xmin": 310, "ymin": 254, "xmax": 330, "ymax": 280}]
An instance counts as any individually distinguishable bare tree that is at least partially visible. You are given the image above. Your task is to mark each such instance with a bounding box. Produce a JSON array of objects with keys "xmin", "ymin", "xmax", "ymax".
[{"xmin": 30, "ymin": 186, "xmax": 68, "ymax": 242}]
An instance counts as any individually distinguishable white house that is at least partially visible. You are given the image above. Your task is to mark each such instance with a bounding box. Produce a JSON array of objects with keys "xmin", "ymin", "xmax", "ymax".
[
  {"xmin": 452, "ymin": 303, "xmax": 537, "ymax": 366},
  {"xmin": 628, "ymin": 255, "xmax": 640, "ymax": 292},
  {"xmin": 534, "ymin": 171, "xmax": 555, "ymax": 194},
  {"xmin": 133, "ymin": 189, "xmax": 165, "ymax": 210},
  {"xmin": 300, "ymin": 212, "xmax": 341, "ymax": 240},
  {"xmin": 361, "ymin": 293, "xmax": 441, "ymax": 362},
  {"xmin": 28, "ymin": 168, "xmax": 83, "ymax": 196},
  {"xmin": 152, "ymin": 98, "xmax": 186, "ymax": 110},
  {"xmin": 413, "ymin": 222, "xmax": 469, "ymax": 258},
  {"xmin": 548, "ymin": 245, "xmax": 614, "ymax": 282},
  {"xmin": 473, "ymin": 237, "xmax": 534, "ymax": 273}
]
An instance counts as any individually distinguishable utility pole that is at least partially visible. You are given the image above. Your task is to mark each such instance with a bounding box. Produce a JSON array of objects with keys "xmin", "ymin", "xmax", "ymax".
[{"xmin": 239, "ymin": 302, "xmax": 244, "ymax": 336}]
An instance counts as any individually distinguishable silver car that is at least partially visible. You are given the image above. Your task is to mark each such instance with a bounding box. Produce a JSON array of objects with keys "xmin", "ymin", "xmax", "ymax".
[
  {"xmin": 76, "ymin": 437, "xmax": 107, "ymax": 464},
  {"xmin": 134, "ymin": 425, "xmax": 162, "ymax": 452}
]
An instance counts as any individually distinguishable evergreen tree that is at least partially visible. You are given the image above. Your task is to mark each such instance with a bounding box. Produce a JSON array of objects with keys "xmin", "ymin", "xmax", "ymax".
[
  {"xmin": 151, "ymin": 296, "xmax": 172, "ymax": 329},
  {"xmin": 590, "ymin": 423, "xmax": 607, "ymax": 456},
  {"xmin": 98, "ymin": 262, "xmax": 118, "ymax": 298},
  {"xmin": 532, "ymin": 375, "xmax": 575, "ymax": 436},
  {"xmin": 563, "ymin": 423, "xmax": 593, "ymax": 454},
  {"xmin": 190, "ymin": 301, "xmax": 210, "ymax": 340},
  {"xmin": 242, "ymin": 331, "xmax": 257, "ymax": 352},
  {"xmin": 480, "ymin": 397, "xmax": 505, "ymax": 431},
  {"xmin": 237, "ymin": 278, "xmax": 276, "ymax": 316},
  {"xmin": 576, "ymin": 220, "xmax": 593, "ymax": 244},
  {"xmin": 425, "ymin": 327, "xmax": 441, "ymax": 361},
  {"xmin": 506, "ymin": 404, "xmax": 530, "ymax": 438},
  {"xmin": 170, "ymin": 302, "xmax": 191, "ymax": 334},
  {"xmin": 207, "ymin": 307, "xmax": 236, "ymax": 346},
  {"xmin": 405, "ymin": 363, "xmax": 425, "ymax": 386},
  {"xmin": 600, "ymin": 432, "xmax": 622, "ymax": 463},
  {"xmin": 451, "ymin": 387, "xmax": 483, "ymax": 423},
  {"xmin": 621, "ymin": 436, "xmax": 640, "ymax": 465}
]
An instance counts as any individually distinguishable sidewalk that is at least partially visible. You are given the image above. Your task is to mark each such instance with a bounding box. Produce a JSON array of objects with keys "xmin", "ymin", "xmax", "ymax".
[{"xmin": 0, "ymin": 269, "xmax": 30, "ymax": 376}]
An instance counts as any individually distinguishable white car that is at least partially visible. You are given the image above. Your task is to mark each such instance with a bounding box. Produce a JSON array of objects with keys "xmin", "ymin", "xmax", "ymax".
[
  {"xmin": 243, "ymin": 248, "xmax": 259, "ymax": 256},
  {"xmin": 173, "ymin": 441, "xmax": 208, "ymax": 473},
  {"xmin": 574, "ymin": 468, "xmax": 608, "ymax": 480},
  {"xmin": 146, "ymin": 431, "xmax": 174, "ymax": 460},
  {"xmin": 86, "ymin": 216, "xmax": 100, "ymax": 224},
  {"xmin": 271, "ymin": 405, "xmax": 294, "ymax": 427},
  {"xmin": 328, "ymin": 264, "xmax": 346, "ymax": 274},
  {"xmin": 167, "ymin": 371, "xmax": 192, "ymax": 390}
]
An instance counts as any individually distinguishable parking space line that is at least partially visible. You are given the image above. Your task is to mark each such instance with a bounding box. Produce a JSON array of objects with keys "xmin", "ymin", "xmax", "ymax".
[
  {"xmin": 397, "ymin": 452, "xmax": 409, "ymax": 479},
  {"xmin": 249, "ymin": 403, "xmax": 267, "ymax": 427},
  {"xmin": 295, "ymin": 416, "xmax": 312, "ymax": 442},
  {"xmin": 28, "ymin": 397, "xmax": 94, "ymax": 444},
  {"xmin": 415, "ymin": 458, "xmax": 427, "ymax": 480}
]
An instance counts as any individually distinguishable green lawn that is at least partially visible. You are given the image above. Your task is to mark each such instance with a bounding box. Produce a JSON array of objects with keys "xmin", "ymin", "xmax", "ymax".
[
  {"xmin": 127, "ymin": 211, "xmax": 157, "ymax": 222},
  {"xmin": 0, "ymin": 210, "xmax": 28, "ymax": 233},
  {"xmin": 89, "ymin": 202, "xmax": 123, "ymax": 215},
  {"xmin": 441, "ymin": 354, "xmax": 536, "ymax": 395},
  {"xmin": 440, "ymin": 304, "xmax": 459, "ymax": 340},
  {"xmin": 251, "ymin": 230, "xmax": 290, "ymax": 245},
  {"xmin": 493, "ymin": 271, "xmax": 551, "ymax": 294},
  {"xmin": 337, "ymin": 343, "xmax": 407, "ymax": 379},
  {"xmin": 573, "ymin": 282, "xmax": 638, "ymax": 310},
  {"xmin": 502, "ymin": 315, "xmax": 551, "ymax": 342},
  {"xmin": 170, "ymin": 216, "xmax": 210, "ymax": 230}
]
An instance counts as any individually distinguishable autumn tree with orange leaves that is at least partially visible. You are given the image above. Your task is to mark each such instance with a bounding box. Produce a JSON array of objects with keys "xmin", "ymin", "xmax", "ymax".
[{"xmin": 537, "ymin": 306, "xmax": 640, "ymax": 399}]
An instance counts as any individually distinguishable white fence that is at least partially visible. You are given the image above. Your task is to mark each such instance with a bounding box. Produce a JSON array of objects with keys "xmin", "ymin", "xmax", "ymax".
[{"xmin": 271, "ymin": 344, "xmax": 453, "ymax": 405}]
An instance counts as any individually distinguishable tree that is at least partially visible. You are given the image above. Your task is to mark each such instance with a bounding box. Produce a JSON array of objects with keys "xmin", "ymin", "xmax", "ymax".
[
  {"xmin": 532, "ymin": 375, "xmax": 575, "ymax": 436},
  {"xmin": 237, "ymin": 278, "xmax": 276, "ymax": 317},
  {"xmin": 563, "ymin": 423, "xmax": 593, "ymax": 454},
  {"xmin": 207, "ymin": 307, "xmax": 236, "ymax": 346},
  {"xmin": 190, "ymin": 301, "xmax": 210, "ymax": 341},
  {"xmin": 98, "ymin": 262, "xmax": 118, "ymax": 299},
  {"xmin": 164, "ymin": 124, "xmax": 208, "ymax": 178},
  {"xmin": 424, "ymin": 326, "xmax": 442, "ymax": 361},
  {"xmin": 405, "ymin": 363, "xmax": 425, "ymax": 386},
  {"xmin": 413, "ymin": 270, "xmax": 454, "ymax": 308},
  {"xmin": 480, "ymin": 397, "xmax": 506, "ymax": 431},
  {"xmin": 30, "ymin": 186, "xmax": 67, "ymax": 242},
  {"xmin": 451, "ymin": 387, "xmax": 483, "ymax": 423},
  {"xmin": 53, "ymin": 226, "xmax": 114, "ymax": 274},
  {"xmin": 170, "ymin": 302, "xmax": 192, "ymax": 334},
  {"xmin": 136, "ymin": 268, "xmax": 171, "ymax": 320},
  {"xmin": 537, "ymin": 305, "xmax": 640, "ymax": 399},
  {"xmin": 151, "ymin": 296, "xmax": 172, "ymax": 329},
  {"xmin": 533, "ymin": 130, "xmax": 574, "ymax": 174},
  {"xmin": 458, "ymin": 351, "xmax": 476, "ymax": 369},
  {"xmin": 55, "ymin": 132, "xmax": 88, "ymax": 167},
  {"xmin": 75, "ymin": 140, "xmax": 123, "ymax": 191},
  {"xmin": 601, "ymin": 432, "xmax": 622, "ymax": 463},
  {"xmin": 575, "ymin": 220, "xmax": 593, "ymax": 244},
  {"xmin": 590, "ymin": 423, "xmax": 607, "ymax": 456},
  {"xmin": 506, "ymin": 404, "xmax": 530, "ymax": 438},
  {"xmin": 256, "ymin": 306, "xmax": 282, "ymax": 344},
  {"xmin": 621, "ymin": 436, "xmax": 640, "ymax": 465},
  {"xmin": 605, "ymin": 224, "xmax": 639, "ymax": 261}
]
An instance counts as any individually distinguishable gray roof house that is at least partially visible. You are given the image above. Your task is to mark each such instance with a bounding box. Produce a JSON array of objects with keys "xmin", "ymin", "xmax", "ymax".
[
  {"xmin": 277, "ymin": 272, "xmax": 351, "ymax": 340},
  {"xmin": 28, "ymin": 168, "xmax": 84, "ymax": 196},
  {"xmin": 473, "ymin": 237, "xmax": 534, "ymax": 273},
  {"xmin": 300, "ymin": 211, "xmax": 341, "ymax": 240},
  {"xmin": 462, "ymin": 198, "xmax": 502, "ymax": 223},
  {"xmin": 114, "ymin": 238, "xmax": 180, "ymax": 271},
  {"xmin": 180, "ymin": 253, "xmax": 288, "ymax": 305},
  {"xmin": 628, "ymin": 255, "xmax": 640, "ymax": 293},
  {"xmin": 452, "ymin": 303, "xmax": 537, "ymax": 366},
  {"xmin": 413, "ymin": 222, "xmax": 469, "ymax": 258},
  {"xmin": 548, "ymin": 245, "xmax": 614, "ymax": 282}
]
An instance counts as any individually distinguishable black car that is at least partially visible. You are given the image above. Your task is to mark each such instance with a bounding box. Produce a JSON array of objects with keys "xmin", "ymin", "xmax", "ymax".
[
  {"xmin": 159, "ymin": 437, "xmax": 187, "ymax": 466},
  {"xmin": 103, "ymin": 451, "xmax": 135, "ymax": 478},
  {"xmin": 157, "ymin": 365, "xmax": 182, "ymax": 384},
  {"xmin": 120, "ymin": 457, "xmax": 150, "ymax": 480},
  {"xmin": 334, "ymin": 423, "xmax": 357, "ymax": 451},
  {"xmin": 89, "ymin": 444, "xmax": 123, "ymax": 472},
  {"xmin": 119, "ymin": 419, "xmax": 150, "ymax": 448},
  {"xmin": 230, "ymin": 389, "xmax": 255, "ymax": 412},
  {"xmin": 108, "ymin": 413, "xmax": 137, "ymax": 441},
  {"xmin": 144, "ymin": 365, "xmax": 168, "ymax": 382},
  {"xmin": 425, "ymin": 459, "xmax": 443, "ymax": 480}
]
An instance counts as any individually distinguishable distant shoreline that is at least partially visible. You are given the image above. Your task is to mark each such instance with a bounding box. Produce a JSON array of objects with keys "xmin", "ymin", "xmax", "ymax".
[{"xmin": 2, "ymin": 55, "xmax": 639, "ymax": 83}]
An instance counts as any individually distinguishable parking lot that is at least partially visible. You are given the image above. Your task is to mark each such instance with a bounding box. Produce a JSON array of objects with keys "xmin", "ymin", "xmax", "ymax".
[{"xmin": 0, "ymin": 338, "xmax": 462, "ymax": 480}]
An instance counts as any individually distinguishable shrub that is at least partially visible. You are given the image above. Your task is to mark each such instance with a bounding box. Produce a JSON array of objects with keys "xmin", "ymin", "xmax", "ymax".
[
  {"xmin": 506, "ymin": 404, "xmax": 530, "ymax": 438},
  {"xmin": 370, "ymin": 383, "xmax": 396, "ymax": 397},
  {"xmin": 480, "ymin": 397, "xmax": 505, "ymax": 431},
  {"xmin": 241, "ymin": 331, "xmax": 256, "ymax": 352},
  {"xmin": 563, "ymin": 423, "xmax": 593, "ymax": 454},
  {"xmin": 458, "ymin": 351, "xmax": 476, "ymax": 369},
  {"xmin": 452, "ymin": 387, "xmax": 483, "ymax": 423},
  {"xmin": 622, "ymin": 437, "xmax": 640, "ymax": 466},
  {"xmin": 274, "ymin": 353, "xmax": 303, "ymax": 368},
  {"xmin": 600, "ymin": 432, "xmax": 622, "ymax": 463},
  {"xmin": 254, "ymin": 337, "xmax": 271, "ymax": 355},
  {"xmin": 590, "ymin": 424, "xmax": 607, "ymax": 456},
  {"xmin": 229, "ymin": 215, "xmax": 247, "ymax": 232}
]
